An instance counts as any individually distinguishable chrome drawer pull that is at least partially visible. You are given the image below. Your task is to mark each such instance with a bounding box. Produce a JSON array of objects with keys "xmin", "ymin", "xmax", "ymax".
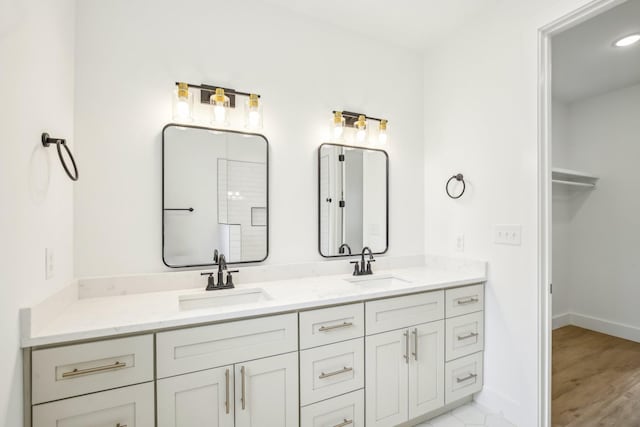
[
  {"xmin": 334, "ymin": 419, "xmax": 354, "ymax": 427},
  {"xmin": 62, "ymin": 361, "xmax": 126, "ymax": 378},
  {"xmin": 240, "ymin": 366, "xmax": 246, "ymax": 410},
  {"xmin": 457, "ymin": 297, "xmax": 479, "ymax": 305},
  {"xmin": 457, "ymin": 332, "xmax": 479, "ymax": 341},
  {"xmin": 456, "ymin": 373, "xmax": 478, "ymax": 383},
  {"xmin": 319, "ymin": 322, "xmax": 353, "ymax": 332},
  {"xmin": 116, "ymin": 424, "xmax": 127, "ymax": 427},
  {"xmin": 225, "ymin": 368, "xmax": 230, "ymax": 414},
  {"xmin": 412, "ymin": 328, "xmax": 418, "ymax": 361},
  {"xmin": 403, "ymin": 330, "xmax": 409, "ymax": 364},
  {"xmin": 319, "ymin": 366, "xmax": 353, "ymax": 379}
]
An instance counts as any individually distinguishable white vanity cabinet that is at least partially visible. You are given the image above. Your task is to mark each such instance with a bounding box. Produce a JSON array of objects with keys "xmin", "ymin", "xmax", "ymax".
[
  {"xmin": 157, "ymin": 366, "xmax": 234, "ymax": 427},
  {"xmin": 155, "ymin": 314, "xmax": 299, "ymax": 427},
  {"xmin": 364, "ymin": 320, "xmax": 445, "ymax": 427},
  {"xmin": 32, "ymin": 382, "xmax": 154, "ymax": 427},
  {"xmin": 26, "ymin": 283, "xmax": 485, "ymax": 427}
]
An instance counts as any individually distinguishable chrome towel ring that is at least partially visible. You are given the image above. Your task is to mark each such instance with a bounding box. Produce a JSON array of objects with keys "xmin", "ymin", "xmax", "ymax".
[
  {"xmin": 446, "ymin": 173, "xmax": 465, "ymax": 199},
  {"xmin": 41, "ymin": 133, "xmax": 78, "ymax": 181}
]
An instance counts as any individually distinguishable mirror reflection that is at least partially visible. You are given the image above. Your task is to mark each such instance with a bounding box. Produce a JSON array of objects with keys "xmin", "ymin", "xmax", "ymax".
[
  {"xmin": 318, "ymin": 143, "xmax": 388, "ymax": 257},
  {"xmin": 163, "ymin": 125, "xmax": 268, "ymax": 267}
]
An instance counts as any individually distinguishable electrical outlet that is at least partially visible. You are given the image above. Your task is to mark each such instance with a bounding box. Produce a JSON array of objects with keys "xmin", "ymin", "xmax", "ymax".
[
  {"xmin": 494, "ymin": 225, "xmax": 522, "ymax": 246},
  {"xmin": 45, "ymin": 248, "xmax": 55, "ymax": 279},
  {"xmin": 455, "ymin": 234, "xmax": 465, "ymax": 252}
]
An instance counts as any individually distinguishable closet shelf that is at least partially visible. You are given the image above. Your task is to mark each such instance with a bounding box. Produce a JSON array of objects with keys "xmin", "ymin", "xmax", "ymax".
[{"xmin": 552, "ymin": 168, "xmax": 599, "ymax": 188}]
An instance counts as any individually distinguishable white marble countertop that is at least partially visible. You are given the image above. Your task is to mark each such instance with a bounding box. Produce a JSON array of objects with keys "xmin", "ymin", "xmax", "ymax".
[{"xmin": 21, "ymin": 257, "xmax": 486, "ymax": 348}]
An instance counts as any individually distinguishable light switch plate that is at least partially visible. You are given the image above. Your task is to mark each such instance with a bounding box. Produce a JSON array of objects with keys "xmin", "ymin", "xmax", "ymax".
[
  {"xmin": 494, "ymin": 225, "xmax": 522, "ymax": 246},
  {"xmin": 455, "ymin": 234, "xmax": 465, "ymax": 252}
]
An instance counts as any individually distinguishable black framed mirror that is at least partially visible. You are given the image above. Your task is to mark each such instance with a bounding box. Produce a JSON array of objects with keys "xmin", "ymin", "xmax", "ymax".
[
  {"xmin": 318, "ymin": 143, "xmax": 388, "ymax": 257},
  {"xmin": 162, "ymin": 124, "xmax": 268, "ymax": 268}
]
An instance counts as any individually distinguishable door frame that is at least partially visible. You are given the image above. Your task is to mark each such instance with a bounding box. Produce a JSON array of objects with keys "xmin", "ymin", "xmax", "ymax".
[{"xmin": 537, "ymin": 0, "xmax": 627, "ymax": 424}]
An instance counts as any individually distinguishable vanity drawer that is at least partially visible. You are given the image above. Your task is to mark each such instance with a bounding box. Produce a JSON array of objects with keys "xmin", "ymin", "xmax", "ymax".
[
  {"xmin": 365, "ymin": 291, "xmax": 444, "ymax": 335},
  {"xmin": 31, "ymin": 334, "xmax": 153, "ymax": 404},
  {"xmin": 445, "ymin": 284, "xmax": 484, "ymax": 318},
  {"xmin": 299, "ymin": 303, "xmax": 364, "ymax": 349},
  {"xmin": 32, "ymin": 381, "xmax": 154, "ymax": 427},
  {"xmin": 301, "ymin": 389, "xmax": 364, "ymax": 427},
  {"xmin": 446, "ymin": 312, "xmax": 484, "ymax": 361},
  {"xmin": 300, "ymin": 338, "xmax": 364, "ymax": 406},
  {"xmin": 156, "ymin": 313, "xmax": 298, "ymax": 378},
  {"xmin": 445, "ymin": 352, "xmax": 483, "ymax": 404}
]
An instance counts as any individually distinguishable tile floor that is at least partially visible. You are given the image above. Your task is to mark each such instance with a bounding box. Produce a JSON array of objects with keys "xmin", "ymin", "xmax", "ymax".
[{"xmin": 415, "ymin": 402, "xmax": 517, "ymax": 427}]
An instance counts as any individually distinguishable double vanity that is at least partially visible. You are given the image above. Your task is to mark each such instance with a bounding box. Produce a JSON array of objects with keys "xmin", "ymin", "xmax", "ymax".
[
  {"xmin": 22, "ymin": 258, "xmax": 486, "ymax": 427},
  {"xmin": 22, "ymin": 123, "xmax": 485, "ymax": 426}
]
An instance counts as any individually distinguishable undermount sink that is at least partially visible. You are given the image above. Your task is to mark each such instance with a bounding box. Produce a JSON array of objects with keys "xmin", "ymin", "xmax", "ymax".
[
  {"xmin": 179, "ymin": 288, "xmax": 271, "ymax": 311},
  {"xmin": 345, "ymin": 274, "xmax": 411, "ymax": 288}
]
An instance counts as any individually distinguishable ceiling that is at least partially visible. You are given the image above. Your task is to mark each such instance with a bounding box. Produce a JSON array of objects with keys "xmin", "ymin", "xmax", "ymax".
[
  {"xmin": 258, "ymin": 0, "xmax": 503, "ymax": 51},
  {"xmin": 553, "ymin": 0, "xmax": 640, "ymax": 103}
]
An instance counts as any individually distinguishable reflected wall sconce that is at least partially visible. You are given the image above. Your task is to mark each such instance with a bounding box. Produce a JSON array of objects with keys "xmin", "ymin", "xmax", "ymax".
[
  {"xmin": 173, "ymin": 82, "xmax": 263, "ymax": 130},
  {"xmin": 331, "ymin": 110, "xmax": 389, "ymax": 146}
]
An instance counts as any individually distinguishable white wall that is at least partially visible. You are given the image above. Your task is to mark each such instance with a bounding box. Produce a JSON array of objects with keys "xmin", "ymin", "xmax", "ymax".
[
  {"xmin": 0, "ymin": 0, "xmax": 75, "ymax": 424},
  {"xmin": 556, "ymin": 83, "xmax": 640, "ymax": 336},
  {"xmin": 422, "ymin": 1, "xmax": 592, "ymax": 425},
  {"xmin": 74, "ymin": 0, "xmax": 425, "ymax": 277}
]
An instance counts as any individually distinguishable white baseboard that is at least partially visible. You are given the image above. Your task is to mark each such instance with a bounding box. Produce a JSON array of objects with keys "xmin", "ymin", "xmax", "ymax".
[
  {"xmin": 569, "ymin": 312, "xmax": 640, "ymax": 343},
  {"xmin": 552, "ymin": 313, "xmax": 571, "ymax": 330}
]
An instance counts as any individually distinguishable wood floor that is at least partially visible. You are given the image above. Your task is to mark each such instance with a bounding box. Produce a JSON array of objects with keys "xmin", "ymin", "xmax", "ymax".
[{"xmin": 553, "ymin": 326, "xmax": 640, "ymax": 426}]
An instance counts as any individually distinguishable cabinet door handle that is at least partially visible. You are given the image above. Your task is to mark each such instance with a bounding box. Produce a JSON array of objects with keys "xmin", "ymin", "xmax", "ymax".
[
  {"xmin": 457, "ymin": 297, "xmax": 479, "ymax": 305},
  {"xmin": 319, "ymin": 366, "xmax": 353, "ymax": 379},
  {"xmin": 456, "ymin": 373, "xmax": 478, "ymax": 383},
  {"xmin": 240, "ymin": 366, "xmax": 246, "ymax": 410},
  {"xmin": 116, "ymin": 424, "xmax": 127, "ymax": 427},
  {"xmin": 412, "ymin": 328, "xmax": 418, "ymax": 361},
  {"xmin": 457, "ymin": 332, "xmax": 479, "ymax": 341},
  {"xmin": 319, "ymin": 322, "xmax": 353, "ymax": 332},
  {"xmin": 334, "ymin": 419, "xmax": 354, "ymax": 427},
  {"xmin": 225, "ymin": 368, "xmax": 230, "ymax": 414},
  {"xmin": 403, "ymin": 330, "xmax": 409, "ymax": 364},
  {"xmin": 62, "ymin": 361, "xmax": 126, "ymax": 378}
]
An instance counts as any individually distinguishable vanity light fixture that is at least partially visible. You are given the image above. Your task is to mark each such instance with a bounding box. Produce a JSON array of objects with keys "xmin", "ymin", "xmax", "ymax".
[
  {"xmin": 354, "ymin": 115, "xmax": 368, "ymax": 143},
  {"xmin": 172, "ymin": 82, "xmax": 263, "ymax": 128},
  {"xmin": 332, "ymin": 111, "xmax": 346, "ymax": 139},
  {"xmin": 614, "ymin": 33, "xmax": 640, "ymax": 47},
  {"xmin": 245, "ymin": 94, "xmax": 263, "ymax": 130},
  {"xmin": 172, "ymin": 82, "xmax": 193, "ymax": 122},
  {"xmin": 331, "ymin": 111, "xmax": 388, "ymax": 146}
]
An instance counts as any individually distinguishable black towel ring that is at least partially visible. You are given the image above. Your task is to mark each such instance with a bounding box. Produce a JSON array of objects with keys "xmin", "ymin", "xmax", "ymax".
[
  {"xmin": 446, "ymin": 173, "xmax": 465, "ymax": 199},
  {"xmin": 41, "ymin": 133, "xmax": 79, "ymax": 181}
]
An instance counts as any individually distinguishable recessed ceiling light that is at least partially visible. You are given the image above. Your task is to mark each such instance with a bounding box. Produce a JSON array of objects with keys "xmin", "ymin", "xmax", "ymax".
[{"xmin": 614, "ymin": 33, "xmax": 640, "ymax": 47}]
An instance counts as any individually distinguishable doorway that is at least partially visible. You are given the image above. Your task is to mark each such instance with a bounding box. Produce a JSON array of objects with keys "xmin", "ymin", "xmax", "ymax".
[{"xmin": 540, "ymin": 0, "xmax": 640, "ymax": 425}]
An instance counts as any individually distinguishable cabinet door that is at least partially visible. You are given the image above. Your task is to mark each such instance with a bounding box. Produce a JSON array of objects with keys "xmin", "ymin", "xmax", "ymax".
[
  {"xmin": 33, "ymin": 382, "xmax": 154, "ymax": 427},
  {"xmin": 365, "ymin": 329, "xmax": 409, "ymax": 427},
  {"xmin": 235, "ymin": 352, "xmax": 299, "ymax": 427},
  {"xmin": 408, "ymin": 321, "xmax": 445, "ymax": 418},
  {"xmin": 157, "ymin": 365, "xmax": 234, "ymax": 427}
]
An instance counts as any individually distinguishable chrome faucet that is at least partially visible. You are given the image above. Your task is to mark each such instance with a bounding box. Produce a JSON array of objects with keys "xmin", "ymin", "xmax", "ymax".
[
  {"xmin": 200, "ymin": 252, "xmax": 238, "ymax": 290},
  {"xmin": 350, "ymin": 247, "xmax": 375, "ymax": 276},
  {"xmin": 338, "ymin": 243, "xmax": 352, "ymax": 255}
]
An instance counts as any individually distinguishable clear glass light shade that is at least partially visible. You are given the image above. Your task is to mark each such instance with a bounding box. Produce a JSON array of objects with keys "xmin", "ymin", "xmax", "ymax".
[
  {"xmin": 376, "ymin": 120, "xmax": 389, "ymax": 146},
  {"xmin": 244, "ymin": 94, "xmax": 263, "ymax": 130},
  {"xmin": 331, "ymin": 112, "xmax": 346, "ymax": 140},
  {"xmin": 210, "ymin": 88, "xmax": 230, "ymax": 126},
  {"xmin": 172, "ymin": 83, "xmax": 193, "ymax": 122},
  {"xmin": 354, "ymin": 115, "xmax": 368, "ymax": 143}
]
